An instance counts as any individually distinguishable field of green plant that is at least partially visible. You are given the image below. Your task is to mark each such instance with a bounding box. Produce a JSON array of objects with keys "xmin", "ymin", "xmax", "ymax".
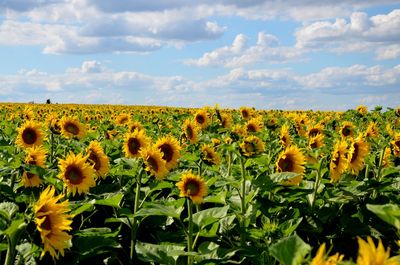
[{"xmin": 0, "ymin": 103, "xmax": 400, "ymax": 265}]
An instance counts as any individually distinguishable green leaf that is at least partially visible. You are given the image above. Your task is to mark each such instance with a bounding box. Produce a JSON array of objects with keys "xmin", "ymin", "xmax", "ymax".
[
  {"xmin": 73, "ymin": 235, "xmax": 120, "ymax": 257},
  {"xmin": 0, "ymin": 243, "xmax": 7, "ymax": 252},
  {"xmin": 270, "ymin": 172, "xmax": 299, "ymax": 183},
  {"xmin": 203, "ymin": 190, "xmax": 227, "ymax": 204},
  {"xmin": 135, "ymin": 201, "xmax": 184, "ymax": 219},
  {"xmin": 16, "ymin": 242, "xmax": 39, "ymax": 265},
  {"xmin": 192, "ymin": 206, "xmax": 229, "ymax": 228},
  {"xmin": 70, "ymin": 201, "xmax": 95, "ymax": 216},
  {"xmin": 74, "ymin": 227, "xmax": 119, "ymax": 238},
  {"xmin": 136, "ymin": 241, "xmax": 186, "ymax": 265},
  {"xmin": 0, "ymin": 202, "xmax": 19, "ymax": 221},
  {"xmin": 367, "ymin": 204, "xmax": 400, "ymax": 230},
  {"xmin": 95, "ymin": 193, "xmax": 124, "ymax": 208},
  {"xmin": 1, "ymin": 218, "xmax": 26, "ymax": 238},
  {"xmin": 269, "ymin": 234, "xmax": 311, "ymax": 265}
]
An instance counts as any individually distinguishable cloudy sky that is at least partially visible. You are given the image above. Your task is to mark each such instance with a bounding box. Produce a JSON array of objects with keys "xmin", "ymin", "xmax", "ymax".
[{"xmin": 0, "ymin": 0, "xmax": 399, "ymax": 110}]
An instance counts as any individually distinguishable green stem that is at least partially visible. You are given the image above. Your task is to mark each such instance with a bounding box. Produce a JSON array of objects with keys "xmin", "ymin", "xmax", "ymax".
[
  {"xmin": 187, "ymin": 199, "xmax": 194, "ymax": 265},
  {"xmin": 198, "ymin": 160, "xmax": 203, "ymax": 176},
  {"xmin": 240, "ymin": 157, "xmax": 247, "ymax": 246},
  {"xmin": 130, "ymin": 167, "xmax": 144, "ymax": 263},
  {"xmin": 4, "ymin": 236, "xmax": 14, "ymax": 265},
  {"xmin": 50, "ymin": 132, "xmax": 54, "ymax": 165},
  {"xmin": 226, "ymin": 152, "xmax": 232, "ymax": 192},
  {"xmin": 376, "ymin": 148, "xmax": 385, "ymax": 182},
  {"xmin": 311, "ymin": 157, "xmax": 324, "ymax": 210}
]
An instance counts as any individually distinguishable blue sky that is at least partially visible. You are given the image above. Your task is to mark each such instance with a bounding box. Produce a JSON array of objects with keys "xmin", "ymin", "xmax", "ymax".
[{"xmin": 0, "ymin": 0, "xmax": 399, "ymax": 110}]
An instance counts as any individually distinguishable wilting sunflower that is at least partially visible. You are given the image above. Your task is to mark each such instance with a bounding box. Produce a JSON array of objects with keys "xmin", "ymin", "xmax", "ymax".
[
  {"xmin": 310, "ymin": 243, "xmax": 344, "ymax": 265},
  {"xmin": 356, "ymin": 105, "xmax": 368, "ymax": 116},
  {"xmin": 115, "ymin": 113, "xmax": 130, "ymax": 125},
  {"xmin": 86, "ymin": 141, "xmax": 109, "ymax": 178},
  {"xmin": 308, "ymin": 133, "xmax": 325, "ymax": 149},
  {"xmin": 279, "ymin": 124, "xmax": 292, "ymax": 148},
  {"xmin": 139, "ymin": 146, "xmax": 169, "ymax": 180},
  {"xmin": 240, "ymin": 135, "xmax": 265, "ymax": 157},
  {"xmin": 34, "ymin": 186, "xmax": 72, "ymax": 259},
  {"xmin": 154, "ymin": 136, "xmax": 181, "ymax": 170},
  {"xmin": 347, "ymin": 135, "xmax": 370, "ymax": 175},
  {"xmin": 330, "ymin": 141, "xmax": 348, "ymax": 183},
  {"xmin": 176, "ymin": 172, "xmax": 207, "ymax": 204},
  {"xmin": 16, "ymin": 120, "xmax": 45, "ymax": 148},
  {"xmin": 276, "ymin": 145, "xmax": 306, "ymax": 185},
  {"xmin": 340, "ymin": 121, "xmax": 355, "ymax": 138},
  {"xmin": 220, "ymin": 113, "xmax": 232, "ymax": 128},
  {"xmin": 201, "ymin": 144, "xmax": 221, "ymax": 165},
  {"xmin": 21, "ymin": 146, "xmax": 47, "ymax": 187},
  {"xmin": 182, "ymin": 119, "xmax": 199, "ymax": 144},
  {"xmin": 123, "ymin": 129, "xmax": 150, "ymax": 158},
  {"xmin": 58, "ymin": 152, "xmax": 96, "ymax": 196},
  {"xmin": 239, "ymin": 106, "xmax": 254, "ymax": 120},
  {"xmin": 356, "ymin": 237, "xmax": 399, "ymax": 265},
  {"xmin": 365, "ymin": 122, "xmax": 379, "ymax": 138},
  {"xmin": 245, "ymin": 116, "xmax": 263, "ymax": 133},
  {"xmin": 391, "ymin": 133, "xmax": 400, "ymax": 157},
  {"xmin": 194, "ymin": 109, "xmax": 210, "ymax": 129},
  {"xmin": 128, "ymin": 121, "xmax": 144, "ymax": 132},
  {"xmin": 60, "ymin": 116, "xmax": 86, "ymax": 139}
]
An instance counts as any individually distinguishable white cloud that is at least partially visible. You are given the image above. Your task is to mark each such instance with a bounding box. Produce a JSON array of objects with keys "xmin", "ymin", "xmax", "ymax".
[
  {"xmin": 185, "ymin": 32, "xmax": 303, "ymax": 67},
  {"xmin": 295, "ymin": 9, "xmax": 400, "ymax": 59}
]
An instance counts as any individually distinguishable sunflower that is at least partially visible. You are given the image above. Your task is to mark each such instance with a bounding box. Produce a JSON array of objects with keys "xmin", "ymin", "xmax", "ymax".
[
  {"xmin": 115, "ymin": 113, "xmax": 130, "ymax": 125},
  {"xmin": 329, "ymin": 141, "xmax": 348, "ymax": 183},
  {"xmin": 123, "ymin": 129, "xmax": 150, "ymax": 158},
  {"xmin": 308, "ymin": 133, "xmax": 325, "ymax": 149},
  {"xmin": 383, "ymin": 147, "xmax": 393, "ymax": 168},
  {"xmin": 391, "ymin": 133, "xmax": 400, "ymax": 157},
  {"xmin": 220, "ymin": 113, "xmax": 232, "ymax": 128},
  {"xmin": 245, "ymin": 116, "xmax": 263, "ymax": 133},
  {"xmin": 21, "ymin": 146, "xmax": 47, "ymax": 187},
  {"xmin": 139, "ymin": 146, "xmax": 169, "ymax": 180},
  {"xmin": 356, "ymin": 237, "xmax": 399, "ymax": 265},
  {"xmin": 239, "ymin": 106, "xmax": 254, "ymax": 120},
  {"xmin": 86, "ymin": 141, "xmax": 109, "ymax": 178},
  {"xmin": 154, "ymin": 136, "xmax": 181, "ymax": 170},
  {"xmin": 310, "ymin": 243, "xmax": 344, "ymax": 265},
  {"xmin": 365, "ymin": 122, "xmax": 379, "ymax": 138},
  {"xmin": 276, "ymin": 145, "xmax": 306, "ymax": 185},
  {"xmin": 194, "ymin": 109, "xmax": 210, "ymax": 129},
  {"xmin": 128, "ymin": 121, "xmax": 144, "ymax": 132},
  {"xmin": 58, "ymin": 152, "xmax": 96, "ymax": 196},
  {"xmin": 240, "ymin": 135, "xmax": 265, "ymax": 157},
  {"xmin": 23, "ymin": 107, "xmax": 34, "ymax": 120},
  {"xmin": 16, "ymin": 120, "xmax": 45, "ymax": 148},
  {"xmin": 60, "ymin": 116, "xmax": 86, "ymax": 139},
  {"xmin": 347, "ymin": 135, "xmax": 370, "ymax": 175},
  {"xmin": 356, "ymin": 105, "xmax": 368, "ymax": 116},
  {"xmin": 182, "ymin": 119, "xmax": 199, "ymax": 144},
  {"xmin": 34, "ymin": 186, "xmax": 72, "ymax": 259},
  {"xmin": 340, "ymin": 121, "xmax": 355, "ymax": 138},
  {"xmin": 307, "ymin": 123, "xmax": 324, "ymax": 138},
  {"xmin": 201, "ymin": 144, "xmax": 221, "ymax": 165},
  {"xmin": 176, "ymin": 172, "xmax": 207, "ymax": 204},
  {"xmin": 279, "ymin": 124, "xmax": 292, "ymax": 148},
  {"xmin": 46, "ymin": 113, "xmax": 61, "ymax": 134}
]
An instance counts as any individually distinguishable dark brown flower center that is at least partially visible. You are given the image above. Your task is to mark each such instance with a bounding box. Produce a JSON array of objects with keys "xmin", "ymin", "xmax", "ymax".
[
  {"xmin": 241, "ymin": 110, "xmax": 249, "ymax": 119},
  {"xmin": 196, "ymin": 114, "xmax": 205, "ymax": 124},
  {"xmin": 186, "ymin": 125, "xmax": 194, "ymax": 139},
  {"xmin": 26, "ymin": 172, "xmax": 35, "ymax": 179},
  {"xmin": 128, "ymin": 138, "xmax": 141, "ymax": 155},
  {"xmin": 247, "ymin": 124, "xmax": 256, "ymax": 132},
  {"xmin": 310, "ymin": 141, "xmax": 318, "ymax": 149},
  {"xmin": 186, "ymin": 181, "xmax": 199, "ymax": 195},
  {"xmin": 40, "ymin": 215, "xmax": 52, "ymax": 231},
  {"xmin": 395, "ymin": 140, "xmax": 400, "ymax": 148},
  {"xmin": 309, "ymin": 128, "xmax": 320, "ymax": 137},
  {"xmin": 342, "ymin": 126, "xmax": 351, "ymax": 137},
  {"xmin": 350, "ymin": 143, "xmax": 359, "ymax": 163},
  {"xmin": 147, "ymin": 156, "xmax": 159, "ymax": 172},
  {"xmin": 333, "ymin": 152, "xmax": 341, "ymax": 168},
  {"xmin": 278, "ymin": 156, "xmax": 294, "ymax": 172},
  {"xmin": 65, "ymin": 122, "xmax": 79, "ymax": 135},
  {"xmin": 65, "ymin": 165, "xmax": 84, "ymax": 184},
  {"xmin": 159, "ymin": 144, "xmax": 173, "ymax": 162},
  {"xmin": 89, "ymin": 151, "xmax": 101, "ymax": 170},
  {"xmin": 22, "ymin": 128, "xmax": 37, "ymax": 144}
]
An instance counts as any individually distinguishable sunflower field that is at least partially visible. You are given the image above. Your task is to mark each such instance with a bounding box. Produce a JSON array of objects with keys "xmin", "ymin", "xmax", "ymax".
[{"xmin": 1, "ymin": 103, "xmax": 400, "ymax": 265}]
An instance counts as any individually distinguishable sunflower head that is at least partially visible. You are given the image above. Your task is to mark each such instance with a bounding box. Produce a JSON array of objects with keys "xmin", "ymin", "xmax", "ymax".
[
  {"xmin": 239, "ymin": 106, "xmax": 254, "ymax": 120},
  {"xmin": 276, "ymin": 145, "xmax": 306, "ymax": 175},
  {"xmin": 307, "ymin": 123, "xmax": 324, "ymax": 138},
  {"xmin": 220, "ymin": 113, "xmax": 233, "ymax": 128},
  {"xmin": 356, "ymin": 237, "xmax": 397, "ymax": 265},
  {"xmin": 356, "ymin": 105, "xmax": 368, "ymax": 116},
  {"xmin": 139, "ymin": 146, "xmax": 169, "ymax": 180},
  {"xmin": 123, "ymin": 129, "xmax": 150, "ymax": 158},
  {"xmin": 365, "ymin": 121, "xmax": 379, "ymax": 138},
  {"xmin": 86, "ymin": 141, "xmax": 110, "ymax": 178},
  {"xmin": 347, "ymin": 135, "xmax": 370, "ymax": 175},
  {"xmin": 329, "ymin": 140, "xmax": 348, "ymax": 183},
  {"xmin": 115, "ymin": 113, "xmax": 130, "ymax": 125},
  {"xmin": 245, "ymin": 116, "xmax": 264, "ymax": 133},
  {"xmin": 176, "ymin": 172, "xmax": 207, "ymax": 204},
  {"xmin": 60, "ymin": 117, "xmax": 86, "ymax": 139},
  {"xmin": 310, "ymin": 243, "xmax": 344, "ymax": 265},
  {"xmin": 16, "ymin": 120, "xmax": 45, "ymax": 148},
  {"xmin": 308, "ymin": 133, "xmax": 325, "ymax": 149},
  {"xmin": 154, "ymin": 136, "xmax": 181, "ymax": 170},
  {"xmin": 232, "ymin": 124, "xmax": 248, "ymax": 138},
  {"xmin": 21, "ymin": 146, "xmax": 47, "ymax": 187},
  {"xmin": 182, "ymin": 119, "xmax": 199, "ymax": 144},
  {"xmin": 239, "ymin": 135, "xmax": 265, "ymax": 157},
  {"xmin": 340, "ymin": 121, "xmax": 355, "ymax": 138},
  {"xmin": 201, "ymin": 144, "xmax": 221, "ymax": 165},
  {"xmin": 279, "ymin": 124, "xmax": 292, "ymax": 147},
  {"xmin": 34, "ymin": 186, "xmax": 72, "ymax": 259},
  {"xmin": 391, "ymin": 133, "xmax": 400, "ymax": 157},
  {"xmin": 194, "ymin": 109, "xmax": 210, "ymax": 129},
  {"xmin": 58, "ymin": 152, "xmax": 96, "ymax": 196},
  {"xmin": 129, "ymin": 121, "xmax": 144, "ymax": 132}
]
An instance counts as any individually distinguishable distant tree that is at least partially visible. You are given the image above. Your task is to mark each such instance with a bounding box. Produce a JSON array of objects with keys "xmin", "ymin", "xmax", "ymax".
[{"xmin": 46, "ymin": 99, "xmax": 51, "ymax": 104}]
